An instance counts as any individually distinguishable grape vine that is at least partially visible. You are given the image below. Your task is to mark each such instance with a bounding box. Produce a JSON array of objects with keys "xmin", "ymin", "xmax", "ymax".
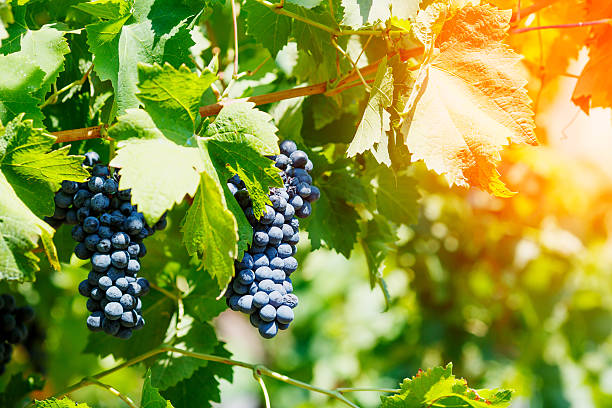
[{"xmin": 0, "ymin": 0, "xmax": 605, "ymax": 406}]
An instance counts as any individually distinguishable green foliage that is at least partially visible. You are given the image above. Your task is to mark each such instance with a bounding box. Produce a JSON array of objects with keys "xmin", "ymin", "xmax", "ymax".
[
  {"xmin": 376, "ymin": 168, "xmax": 419, "ymax": 225},
  {"xmin": 35, "ymin": 397, "xmax": 91, "ymax": 408},
  {"xmin": 0, "ymin": 115, "xmax": 92, "ymax": 280},
  {"xmin": 0, "ymin": 27, "xmax": 69, "ymax": 125},
  {"xmin": 136, "ymin": 63, "xmax": 216, "ymax": 144},
  {"xmin": 381, "ymin": 364, "xmax": 512, "ymax": 408},
  {"xmin": 85, "ymin": 0, "xmax": 201, "ymax": 116},
  {"xmin": 73, "ymin": 0, "xmax": 131, "ymax": 20},
  {"xmin": 0, "ymin": 116, "xmax": 88, "ymax": 216},
  {"xmin": 142, "ymin": 369, "xmax": 175, "ymax": 408},
  {"xmin": 111, "ymin": 138, "xmax": 204, "ymax": 224},
  {"xmin": 161, "ymin": 343, "xmax": 233, "ymax": 408},
  {"xmin": 347, "ymin": 56, "xmax": 393, "ymax": 166},
  {"xmin": 243, "ymin": 1, "xmax": 291, "ymax": 56},
  {"xmin": 182, "ymin": 170, "xmax": 238, "ymax": 289}
]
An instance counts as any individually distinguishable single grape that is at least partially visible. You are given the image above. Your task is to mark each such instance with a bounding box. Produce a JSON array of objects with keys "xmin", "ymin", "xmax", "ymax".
[
  {"xmin": 259, "ymin": 304, "xmax": 277, "ymax": 322},
  {"xmin": 258, "ymin": 321, "xmax": 278, "ymax": 339}
]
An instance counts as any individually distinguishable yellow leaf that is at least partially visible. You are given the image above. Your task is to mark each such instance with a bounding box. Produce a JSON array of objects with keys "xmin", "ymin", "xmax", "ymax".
[
  {"xmin": 401, "ymin": 4, "xmax": 536, "ymax": 196},
  {"xmin": 572, "ymin": 0, "xmax": 612, "ymax": 112}
]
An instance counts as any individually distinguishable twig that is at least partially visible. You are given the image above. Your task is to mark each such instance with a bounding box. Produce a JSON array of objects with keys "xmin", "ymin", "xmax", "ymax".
[
  {"xmin": 325, "ymin": 78, "xmax": 374, "ymax": 97},
  {"xmin": 41, "ymin": 63, "xmax": 94, "ymax": 108},
  {"xmin": 230, "ymin": 0, "xmax": 239, "ymax": 78},
  {"xmin": 331, "ymin": 36, "xmax": 371, "ymax": 92},
  {"xmin": 189, "ymin": 55, "xmax": 204, "ymax": 72},
  {"xmin": 247, "ymin": 56, "xmax": 271, "ymax": 77},
  {"xmin": 511, "ymin": 18, "xmax": 612, "ymax": 34},
  {"xmin": 42, "ymin": 345, "xmax": 361, "ymax": 408},
  {"xmin": 85, "ymin": 377, "xmax": 138, "ymax": 408},
  {"xmin": 253, "ymin": 369, "xmax": 271, "ymax": 408},
  {"xmin": 149, "ymin": 282, "xmax": 179, "ymax": 301},
  {"xmin": 534, "ymin": 13, "xmax": 545, "ymax": 115},
  {"xmin": 336, "ymin": 387, "xmax": 400, "ymax": 393},
  {"xmin": 52, "ymin": 125, "xmax": 103, "ymax": 143},
  {"xmin": 51, "ymin": 48, "xmax": 424, "ymax": 144},
  {"xmin": 511, "ymin": 0, "xmax": 559, "ymax": 23},
  {"xmin": 201, "ymin": 83, "xmax": 328, "ymax": 116}
]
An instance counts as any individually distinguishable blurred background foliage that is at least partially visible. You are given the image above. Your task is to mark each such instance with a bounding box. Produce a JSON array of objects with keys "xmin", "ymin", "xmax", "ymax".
[{"xmin": 2, "ymin": 0, "xmax": 612, "ymax": 407}]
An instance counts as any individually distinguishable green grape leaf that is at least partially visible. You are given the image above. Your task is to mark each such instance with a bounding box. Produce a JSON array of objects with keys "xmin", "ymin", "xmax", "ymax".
[
  {"xmin": 376, "ymin": 168, "xmax": 419, "ymax": 225},
  {"xmin": 204, "ymin": 102, "xmax": 280, "ymax": 156},
  {"xmin": 206, "ymin": 137, "xmax": 282, "ymax": 219},
  {"xmin": 0, "ymin": 26, "xmax": 71, "ymax": 125},
  {"xmin": 269, "ymin": 97, "xmax": 305, "ymax": 143},
  {"xmin": 85, "ymin": 14, "xmax": 132, "ymax": 113},
  {"xmin": 161, "ymin": 342, "xmax": 233, "ymax": 408},
  {"xmin": 0, "ymin": 173, "xmax": 57, "ymax": 281},
  {"xmin": 223, "ymin": 184, "xmax": 252, "ymax": 258},
  {"xmin": 304, "ymin": 161, "xmax": 367, "ymax": 257},
  {"xmin": 73, "ymin": 0, "xmax": 131, "ymax": 20},
  {"xmin": 362, "ymin": 216, "xmax": 395, "ymax": 288},
  {"xmin": 110, "ymin": 138, "xmax": 204, "ymax": 224},
  {"xmin": 181, "ymin": 265, "xmax": 229, "ymax": 323},
  {"xmin": 136, "ymin": 63, "xmax": 217, "ymax": 144},
  {"xmin": 381, "ymin": 364, "xmax": 513, "ymax": 408},
  {"xmin": 142, "ymin": 369, "xmax": 174, "ymax": 408},
  {"xmin": 108, "ymin": 109, "xmax": 165, "ymax": 141},
  {"xmin": 0, "ymin": 116, "xmax": 89, "ymax": 217},
  {"xmin": 84, "ymin": 289, "xmax": 175, "ymax": 360},
  {"xmin": 0, "ymin": 6, "xmax": 26, "ymax": 54},
  {"xmin": 306, "ymin": 191, "xmax": 360, "ymax": 258},
  {"xmin": 203, "ymin": 102, "xmax": 282, "ymax": 218},
  {"xmin": 34, "ymin": 397, "xmax": 91, "ymax": 408},
  {"xmin": 181, "ymin": 166, "xmax": 238, "ymax": 290},
  {"xmin": 243, "ymin": 1, "xmax": 291, "ymax": 56},
  {"xmin": 347, "ymin": 56, "xmax": 393, "ymax": 166},
  {"xmin": 19, "ymin": 27, "xmax": 70, "ymax": 98},
  {"xmin": 151, "ymin": 317, "xmax": 219, "ymax": 390},
  {"xmin": 87, "ymin": 8, "xmax": 196, "ymax": 117}
]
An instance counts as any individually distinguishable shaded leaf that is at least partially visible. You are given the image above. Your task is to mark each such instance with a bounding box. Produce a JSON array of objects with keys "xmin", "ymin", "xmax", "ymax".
[
  {"xmin": 361, "ymin": 216, "xmax": 395, "ymax": 288},
  {"xmin": 151, "ymin": 316, "xmax": 218, "ymax": 390},
  {"xmin": 161, "ymin": 342, "xmax": 233, "ymax": 408},
  {"xmin": 376, "ymin": 168, "xmax": 419, "ymax": 225},
  {"xmin": 142, "ymin": 369, "xmax": 174, "ymax": 408},
  {"xmin": 243, "ymin": 1, "xmax": 291, "ymax": 56}
]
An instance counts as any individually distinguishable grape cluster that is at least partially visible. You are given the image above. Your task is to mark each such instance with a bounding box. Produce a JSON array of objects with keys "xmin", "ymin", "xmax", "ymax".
[
  {"xmin": 225, "ymin": 141, "xmax": 319, "ymax": 338},
  {"xmin": 48, "ymin": 152, "xmax": 165, "ymax": 339},
  {"xmin": 0, "ymin": 294, "xmax": 34, "ymax": 375}
]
